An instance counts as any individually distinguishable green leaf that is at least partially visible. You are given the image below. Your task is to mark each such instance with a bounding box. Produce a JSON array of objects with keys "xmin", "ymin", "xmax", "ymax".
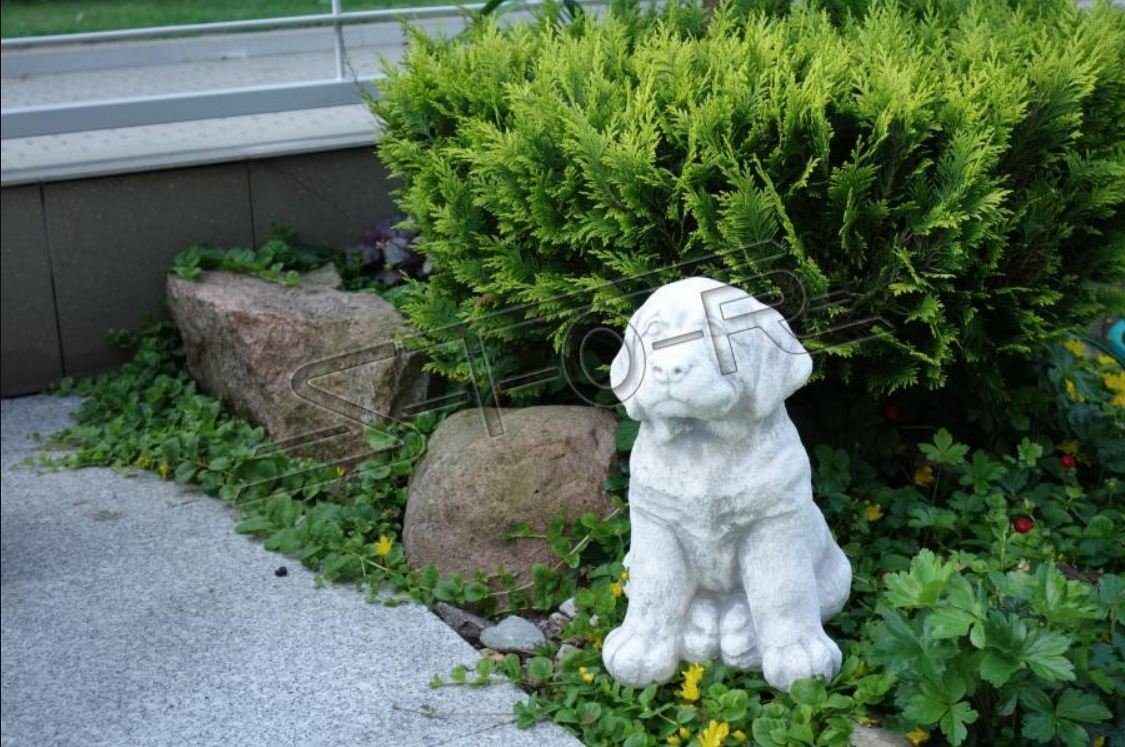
[
  {"xmin": 173, "ymin": 462, "xmax": 197, "ymax": 484},
  {"xmin": 929, "ymin": 608, "xmax": 976, "ymax": 640},
  {"xmin": 1054, "ymin": 688, "xmax": 1111, "ymax": 724},
  {"xmin": 883, "ymin": 549, "xmax": 955, "ymax": 607},
  {"xmin": 1024, "ymin": 630, "xmax": 1075, "ymax": 682},
  {"xmin": 789, "ymin": 678, "xmax": 828, "ymax": 707},
  {"xmin": 1017, "ymin": 438, "xmax": 1045, "ymax": 468},
  {"xmin": 576, "ymin": 701, "xmax": 602, "ymax": 725},
  {"xmin": 234, "ymin": 515, "xmax": 274, "ymax": 535},
  {"xmin": 903, "ymin": 691, "xmax": 947, "ymax": 725},
  {"xmin": 1021, "ymin": 712, "xmax": 1056, "ymax": 743},
  {"xmin": 364, "ymin": 428, "xmax": 400, "ymax": 453},
  {"xmin": 939, "ymin": 701, "xmax": 979, "ymax": 746},
  {"xmin": 526, "ymin": 656, "xmax": 553, "ymax": 682},
  {"xmin": 980, "ymin": 651, "xmax": 1023, "ymax": 687},
  {"xmin": 919, "ymin": 428, "xmax": 969, "ymax": 466},
  {"xmin": 615, "ymin": 419, "xmax": 639, "ymax": 452}
]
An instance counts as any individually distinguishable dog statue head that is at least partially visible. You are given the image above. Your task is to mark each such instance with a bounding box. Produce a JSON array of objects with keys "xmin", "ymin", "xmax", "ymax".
[{"xmin": 610, "ymin": 277, "xmax": 812, "ymax": 434}]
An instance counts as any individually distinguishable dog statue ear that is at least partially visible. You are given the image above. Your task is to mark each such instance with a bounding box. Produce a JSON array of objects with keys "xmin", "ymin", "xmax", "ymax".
[
  {"xmin": 737, "ymin": 307, "xmax": 812, "ymax": 420},
  {"xmin": 610, "ymin": 311, "xmax": 647, "ymax": 422},
  {"xmin": 702, "ymin": 287, "xmax": 811, "ymax": 421}
]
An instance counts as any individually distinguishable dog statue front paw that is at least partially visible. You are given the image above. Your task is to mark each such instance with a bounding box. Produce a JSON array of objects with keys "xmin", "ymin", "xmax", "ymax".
[
  {"xmin": 603, "ymin": 623, "xmax": 679, "ymax": 687},
  {"xmin": 760, "ymin": 629, "xmax": 843, "ymax": 692}
]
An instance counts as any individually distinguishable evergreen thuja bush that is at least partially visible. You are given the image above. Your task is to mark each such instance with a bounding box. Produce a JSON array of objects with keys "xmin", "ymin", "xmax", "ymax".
[{"xmin": 374, "ymin": 0, "xmax": 1125, "ymax": 397}]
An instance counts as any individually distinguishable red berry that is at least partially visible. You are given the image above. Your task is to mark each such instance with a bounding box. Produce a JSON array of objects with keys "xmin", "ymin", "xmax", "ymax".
[
  {"xmin": 1059, "ymin": 454, "xmax": 1077, "ymax": 470},
  {"xmin": 1012, "ymin": 516, "xmax": 1035, "ymax": 534},
  {"xmin": 881, "ymin": 404, "xmax": 900, "ymax": 424}
]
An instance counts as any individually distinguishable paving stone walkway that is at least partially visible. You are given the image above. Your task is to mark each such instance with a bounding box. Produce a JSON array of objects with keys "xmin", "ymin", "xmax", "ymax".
[{"xmin": 0, "ymin": 395, "xmax": 580, "ymax": 747}]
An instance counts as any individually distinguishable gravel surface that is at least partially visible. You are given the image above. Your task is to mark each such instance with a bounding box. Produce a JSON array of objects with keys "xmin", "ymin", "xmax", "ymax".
[{"xmin": 0, "ymin": 395, "xmax": 580, "ymax": 747}]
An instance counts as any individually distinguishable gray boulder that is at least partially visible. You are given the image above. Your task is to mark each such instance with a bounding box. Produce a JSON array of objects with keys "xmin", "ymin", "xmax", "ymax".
[
  {"xmin": 403, "ymin": 406, "xmax": 618, "ymax": 589},
  {"xmin": 167, "ymin": 267, "xmax": 427, "ymax": 460}
]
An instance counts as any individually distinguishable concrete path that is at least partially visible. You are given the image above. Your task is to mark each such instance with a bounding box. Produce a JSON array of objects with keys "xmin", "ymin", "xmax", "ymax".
[{"xmin": 0, "ymin": 395, "xmax": 580, "ymax": 747}]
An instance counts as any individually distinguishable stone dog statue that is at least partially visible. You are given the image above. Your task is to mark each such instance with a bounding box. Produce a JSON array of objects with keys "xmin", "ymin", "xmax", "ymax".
[{"xmin": 603, "ymin": 277, "xmax": 851, "ymax": 692}]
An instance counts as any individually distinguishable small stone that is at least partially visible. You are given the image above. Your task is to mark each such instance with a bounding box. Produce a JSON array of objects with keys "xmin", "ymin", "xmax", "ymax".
[
  {"xmin": 434, "ymin": 602, "xmax": 490, "ymax": 642},
  {"xmin": 274, "ymin": 566, "xmax": 288, "ymax": 577},
  {"xmin": 478, "ymin": 616, "xmax": 546, "ymax": 654},
  {"xmin": 558, "ymin": 597, "xmax": 577, "ymax": 618},
  {"xmin": 538, "ymin": 612, "xmax": 570, "ymax": 640},
  {"xmin": 850, "ymin": 724, "xmax": 908, "ymax": 747},
  {"xmin": 555, "ymin": 643, "xmax": 580, "ymax": 664}
]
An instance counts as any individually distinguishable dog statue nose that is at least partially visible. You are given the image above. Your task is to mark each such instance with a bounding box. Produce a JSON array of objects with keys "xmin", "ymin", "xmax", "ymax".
[{"xmin": 652, "ymin": 361, "xmax": 692, "ymax": 384}]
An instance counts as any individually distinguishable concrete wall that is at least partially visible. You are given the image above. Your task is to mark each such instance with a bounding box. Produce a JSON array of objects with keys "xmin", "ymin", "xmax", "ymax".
[{"xmin": 0, "ymin": 147, "xmax": 397, "ymax": 396}]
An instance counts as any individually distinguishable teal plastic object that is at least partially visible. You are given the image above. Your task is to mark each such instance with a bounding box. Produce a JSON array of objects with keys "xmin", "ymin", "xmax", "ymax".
[{"xmin": 1107, "ymin": 318, "xmax": 1125, "ymax": 361}]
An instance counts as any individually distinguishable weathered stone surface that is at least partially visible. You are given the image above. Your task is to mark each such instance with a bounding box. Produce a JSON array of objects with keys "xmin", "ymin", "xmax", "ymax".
[
  {"xmin": 299, "ymin": 263, "xmax": 344, "ymax": 289},
  {"xmin": 479, "ymin": 616, "xmax": 546, "ymax": 654},
  {"xmin": 403, "ymin": 406, "xmax": 618, "ymax": 587},
  {"xmin": 167, "ymin": 268, "xmax": 427, "ymax": 459}
]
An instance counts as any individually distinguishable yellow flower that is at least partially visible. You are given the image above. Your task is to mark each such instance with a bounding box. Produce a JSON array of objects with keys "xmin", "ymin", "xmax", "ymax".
[
  {"xmin": 578, "ymin": 666, "xmax": 595, "ymax": 684},
  {"xmin": 865, "ymin": 504, "xmax": 884, "ymax": 522},
  {"xmin": 158, "ymin": 462, "xmax": 171, "ymax": 480},
  {"xmin": 374, "ymin": 535, "xmax": 394, "ymax": 558},
  {"xmin": 679, "ymin": 663, "xmax": 705, "ymax": 702},
  {"xmin": 1096, "ymin": 354, "xmax": 1117, "ymax": 367},
  {"xmin": 335, "ymin": 465, "xmax": 347, "ymax": 478},
  {"xmin": 1056, "ymin": 440, "xmax": 1080, "ymax": 455},
  {"xmin": 1064, "ymin": 379, "xmax": 1085, "ymax": 403},
  {"xmin": 1113, "ymin": 391, "xmax": 1125, "ymax": 408},
  {"xmin": 1094, "ymin": 736, "xmax": 1106, "ymax": 747},
  {"xmin": 906, "ymin": 727, "xmax": 930, "ymax": 746},
  {"xmin": 732, "ymin": 730, "xmax": 747, "ymax": 744},
  {"xmin": 1103, "ymin": 370, "xmax": 1125, "ymax": 393},
  {"xmin": 913, "ymin": 465, "xmax": 935, "ymax": 487},
  {"xmin": 610, "ymin": 582, "xmax": 624, "ymax": 598},
  {"xmin": 698, "ymin": 720, "xmax": 730, "ymax": 747},
  {"xmin": 665, "ymin": 736, "xmax": 681, "ymax": 746},
  {"xmin": 1063, "ymin": 340, "xmax": 1086, "ymax": 357},
  {"xmin": 678, "ymin": 727, "xmax": 691, "ymax": 739},
  {"xmin": 619, "ymin": 568, "xmax": 629, "ymax": 581}
]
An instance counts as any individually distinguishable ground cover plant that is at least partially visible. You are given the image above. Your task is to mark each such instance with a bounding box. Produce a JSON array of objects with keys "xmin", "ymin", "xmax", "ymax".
[
  {"xmin": 36, "ymin": 266, "xmax": 1123, "ymax": 745},
  {"xmin": 375, "ymin": 0, "xmax": 1124, "ymax": 400}
]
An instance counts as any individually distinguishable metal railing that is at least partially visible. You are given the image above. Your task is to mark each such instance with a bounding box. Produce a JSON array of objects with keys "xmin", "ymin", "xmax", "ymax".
[
  {"xmin": 1, "ymin": 0, "xmax": 596, "ymax": 139},
  {"xmin": 0, "ymin": 2, "xmax": 498, "ymax": 50}
]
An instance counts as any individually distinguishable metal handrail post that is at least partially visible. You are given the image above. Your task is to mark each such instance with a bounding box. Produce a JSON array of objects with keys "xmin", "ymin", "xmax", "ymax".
[{"xmin": 332, "ymin": 0, "xmax": 346, "ymax": 80}]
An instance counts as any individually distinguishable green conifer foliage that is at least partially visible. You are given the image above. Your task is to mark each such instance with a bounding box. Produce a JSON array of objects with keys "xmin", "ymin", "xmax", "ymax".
[{"xmin": 374, "ymin": 0, "xmax": 1124, "ymax": 397}]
